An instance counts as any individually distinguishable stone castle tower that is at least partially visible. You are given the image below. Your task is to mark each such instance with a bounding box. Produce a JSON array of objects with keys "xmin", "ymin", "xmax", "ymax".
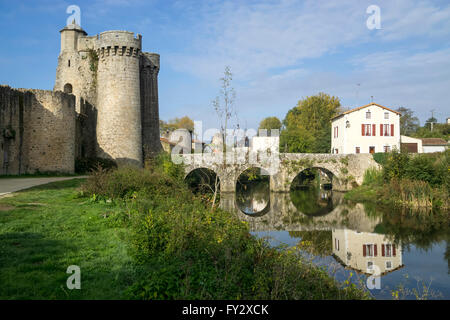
[{"xmin": 54, "ymin": 22, "xmax": 162, "ymax": 166}]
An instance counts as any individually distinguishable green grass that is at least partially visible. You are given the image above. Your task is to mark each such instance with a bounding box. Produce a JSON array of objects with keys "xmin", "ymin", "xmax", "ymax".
[{"xmin": 0, "ymin": 179, "xmax": 135, "ymax": 299}]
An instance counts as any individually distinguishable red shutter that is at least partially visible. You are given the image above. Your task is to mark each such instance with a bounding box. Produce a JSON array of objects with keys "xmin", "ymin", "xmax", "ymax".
[
  {"xmin": 337, "ymin": 126, "xmax": 338, "ymax": 138},
  {"xmin": 380, "ymin": 124, "xmax": 383, "ymax": 136},
  {"xmin": 363, "ymin": 245, "xmax": 366, "ymax": 257},
  {"xmin": 374, "ymin": 244, "xmax": 378, "ymax": 256},
  {"xmin": 393, "ymin": 244, "xmax": 396, "ymax": 256},
  {"xmin": 372, "ymin": 124, "xmax": 376, "ymax": 136},
  {"xmin": 362, "ymin": 124, "xmax": 365, "ymax": 136},
  {"xmin": 382, "ymin": 244, "xmax": 385, "ymax": 256},
  {"xmin": 391, "ymin": 124, "xmax": 394, "ymax": 136}
]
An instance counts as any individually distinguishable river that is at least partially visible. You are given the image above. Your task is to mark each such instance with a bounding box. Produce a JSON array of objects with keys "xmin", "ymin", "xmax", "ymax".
[{"xmin": 220, "ymin": 181, "xmax": 450, "ymax": 300}]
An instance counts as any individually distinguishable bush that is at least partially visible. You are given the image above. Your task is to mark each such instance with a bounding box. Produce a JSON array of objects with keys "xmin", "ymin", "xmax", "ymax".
[
  {"xmin": 382, "ymin": 151, "xmax": 410, "ymax": 182},
  {"xmin": 81, "ymin": 166, "xmax": 185, "ymax": 201},
  {"xmin": 75, "ymin": 157, "xmax": 117, "ymax": 174},
  {"xmin": 404, "ymin": 154, "xmax": 439, "ymax": 186},
  {"xmin": 372, "ymin": 152, "xmax": 389, "ymax": 166}
]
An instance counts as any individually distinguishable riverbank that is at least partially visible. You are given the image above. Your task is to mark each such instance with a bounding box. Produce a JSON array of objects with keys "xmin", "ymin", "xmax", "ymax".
[
  {"xmin": 345, "ymin": 151, "xmax": 449, "ymax": 210},
  {"xmin": 0, "ymin": 155, "xmax": 370, "ymax": 299}
]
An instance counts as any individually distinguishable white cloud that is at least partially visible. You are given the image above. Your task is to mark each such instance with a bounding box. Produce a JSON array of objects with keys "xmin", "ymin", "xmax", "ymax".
[{"xmin": 162, "ymin": 0, "xmax": 450, "ymax": 127}]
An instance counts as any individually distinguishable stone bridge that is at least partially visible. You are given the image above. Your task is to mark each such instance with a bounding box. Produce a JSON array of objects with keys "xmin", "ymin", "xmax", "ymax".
[{"xmin": 180, "ymin": 151, "xmax": 379, "ymax": 193}]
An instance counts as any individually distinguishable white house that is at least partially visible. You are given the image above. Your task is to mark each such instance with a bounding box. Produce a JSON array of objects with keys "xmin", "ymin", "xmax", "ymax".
[{"xmin": 331, "ymin": 103, "xmax": 401, "ymax": 154}]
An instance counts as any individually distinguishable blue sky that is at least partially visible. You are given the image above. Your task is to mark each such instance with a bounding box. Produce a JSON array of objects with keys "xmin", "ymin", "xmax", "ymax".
[{"xmin": 1, "ymin": 0, "xmax": 449, "ymax": 131}]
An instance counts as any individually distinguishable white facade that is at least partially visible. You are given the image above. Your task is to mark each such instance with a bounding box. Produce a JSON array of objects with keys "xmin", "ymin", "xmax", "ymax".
[
  {"xmin": 423, "ymin": 145, "xmax": 446, "ymax": 153},
  {"xmin": 331, "ymin": 103, "xmax": 401, "ymax": 154}
]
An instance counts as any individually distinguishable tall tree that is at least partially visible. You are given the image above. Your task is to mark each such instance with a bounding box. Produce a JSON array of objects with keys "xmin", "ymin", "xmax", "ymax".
[
  {"xmin": 280, "ymin": 93, "xmax": 341, "ymax": 153},
  {"xmin": 160, "ymin": 116, "xmax": 195, "ymax": 133},
  {"xmin": 397, "ymin": 107, "xmax": 419, "ymax": 136},
  {"xmin": 210, "ymin": 66, "xmax": 237, "ymax": 209},
  {"xmin": 258, "ymin": 117, "xmax": 282, "ymax": 133}
]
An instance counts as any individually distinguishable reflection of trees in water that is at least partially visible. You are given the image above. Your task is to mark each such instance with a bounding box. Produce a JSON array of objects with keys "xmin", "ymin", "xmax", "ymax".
[
  {"xmin": 236, "ymin": 181, "xmax": 270, "ymax": 214},
  {"xmin": 290, "ymin": 186, "xmax": 335, "ymax": 216},
  {"xmin": 369, "ymin": 205, "xmax": 450, "ymax": 248},
  {"xmin": 289, "ymin": 230, "xmax": 332, "ymax": 257},
  {"xmin": 366, "ymin": 204, "xmax": 450, "ymax": 274}
]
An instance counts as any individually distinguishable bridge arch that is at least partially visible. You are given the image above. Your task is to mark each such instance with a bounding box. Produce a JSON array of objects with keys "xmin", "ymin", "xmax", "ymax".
[
  {"xmin": 289, "ymin": 166, "xmax": 337, "ymax": 190},
  {"xmin": 235, "ymin": 166, "xmax": 271, "ymax": 215}
]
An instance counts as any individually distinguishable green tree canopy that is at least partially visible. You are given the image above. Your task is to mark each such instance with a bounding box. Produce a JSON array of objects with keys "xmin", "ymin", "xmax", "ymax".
[
  {"xmin": 160, "ymin": 116, "xmax": 195, "ymax": 133},
  {"xmin": 258, "ymin": 116, "xmax": 282, "ymax": 133},
  {"xmin": 280, "ymin": 93, "xmax": 341, "ymax": 153},
  {"xmin": 396, "ymin": 107, "xmax": 419, "ymax": 136}
]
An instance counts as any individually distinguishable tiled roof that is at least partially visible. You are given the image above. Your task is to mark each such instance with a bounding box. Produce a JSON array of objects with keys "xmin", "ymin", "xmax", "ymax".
[
  {"xmin": 332, "ymin": 103, "xmax": 401, "ymax": 121},
  {"xmin": 421, "ymin": 138, "xmax": 448, "ymax": 146}
]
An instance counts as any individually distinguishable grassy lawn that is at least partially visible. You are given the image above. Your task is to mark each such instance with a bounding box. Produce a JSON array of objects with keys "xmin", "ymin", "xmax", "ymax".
[{"xmin": 0, "ymin": 179, "xmax": 135, "ymax": 299}]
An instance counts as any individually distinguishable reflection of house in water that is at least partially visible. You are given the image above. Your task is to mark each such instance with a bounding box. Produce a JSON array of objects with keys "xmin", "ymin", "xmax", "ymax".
[{"xmin": 332, "ymin": 229, "xmax": 404, "ymax": 276}]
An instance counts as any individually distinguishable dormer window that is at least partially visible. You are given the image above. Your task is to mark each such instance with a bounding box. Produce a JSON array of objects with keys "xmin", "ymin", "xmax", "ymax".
[
  {"xmin": 366, "ymin": 110, "xmax": 371, "ymax": 119},
  {"xmin": 346, "ymin": 120, "xmax": 350, "ymax": 128},
  {"xmin": 384, "ymin": 112, "xmax": 389, "ymax": 119}
]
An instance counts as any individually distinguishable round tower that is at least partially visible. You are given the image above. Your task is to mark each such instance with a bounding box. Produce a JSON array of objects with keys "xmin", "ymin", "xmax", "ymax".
[
  {"xmin": 95, "ymin": 31, "xmax": 143, "ymax": 166},
  {"xmin": 54, "ymin": 22, "xmax": 87, "ymax": 96}
]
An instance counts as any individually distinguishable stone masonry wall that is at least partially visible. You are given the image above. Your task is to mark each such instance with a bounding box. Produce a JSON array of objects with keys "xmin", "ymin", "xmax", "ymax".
[{"xmin": 0, "ymin": 86, "xmax": 76, "ymax": 174}]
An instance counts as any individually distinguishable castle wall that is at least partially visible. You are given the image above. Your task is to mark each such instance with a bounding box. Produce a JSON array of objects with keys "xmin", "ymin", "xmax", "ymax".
[
  {"xmin": 0, "ymin": 86, "xmax": 76, "ymax": 174},
  {"xmin": 95, "ymin": 31, "xmax": 143, "ymax": 166}
]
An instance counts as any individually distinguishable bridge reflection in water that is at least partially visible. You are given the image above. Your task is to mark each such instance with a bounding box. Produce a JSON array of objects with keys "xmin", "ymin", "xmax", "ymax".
[{"xmin": 220, "ymin": 183, "xmax": 404, "ymax": 277}]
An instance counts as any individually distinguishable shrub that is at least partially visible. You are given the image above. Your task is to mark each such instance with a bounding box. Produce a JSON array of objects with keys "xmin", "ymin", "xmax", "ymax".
[
  {"xmin": 382, "ymin": 151, "xmax": 409, "ymax": 182},
  {"xmin": 404, "ymin": 154, "xmax": 439, "ymax": 186},
  {"xmin": 372, "ymin": 152, "xmax": 389, "ymax": 166},
  {"xmin": 81, "ymin": 166, "xmax": 185, "ymax": 201},
  {"xmin": 363, "ymin": 167, "xmax": 383, "ymax": 185},
  {"xmin": 75, "ymin": 157, "xmax": 117, "ymax": 174}
]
